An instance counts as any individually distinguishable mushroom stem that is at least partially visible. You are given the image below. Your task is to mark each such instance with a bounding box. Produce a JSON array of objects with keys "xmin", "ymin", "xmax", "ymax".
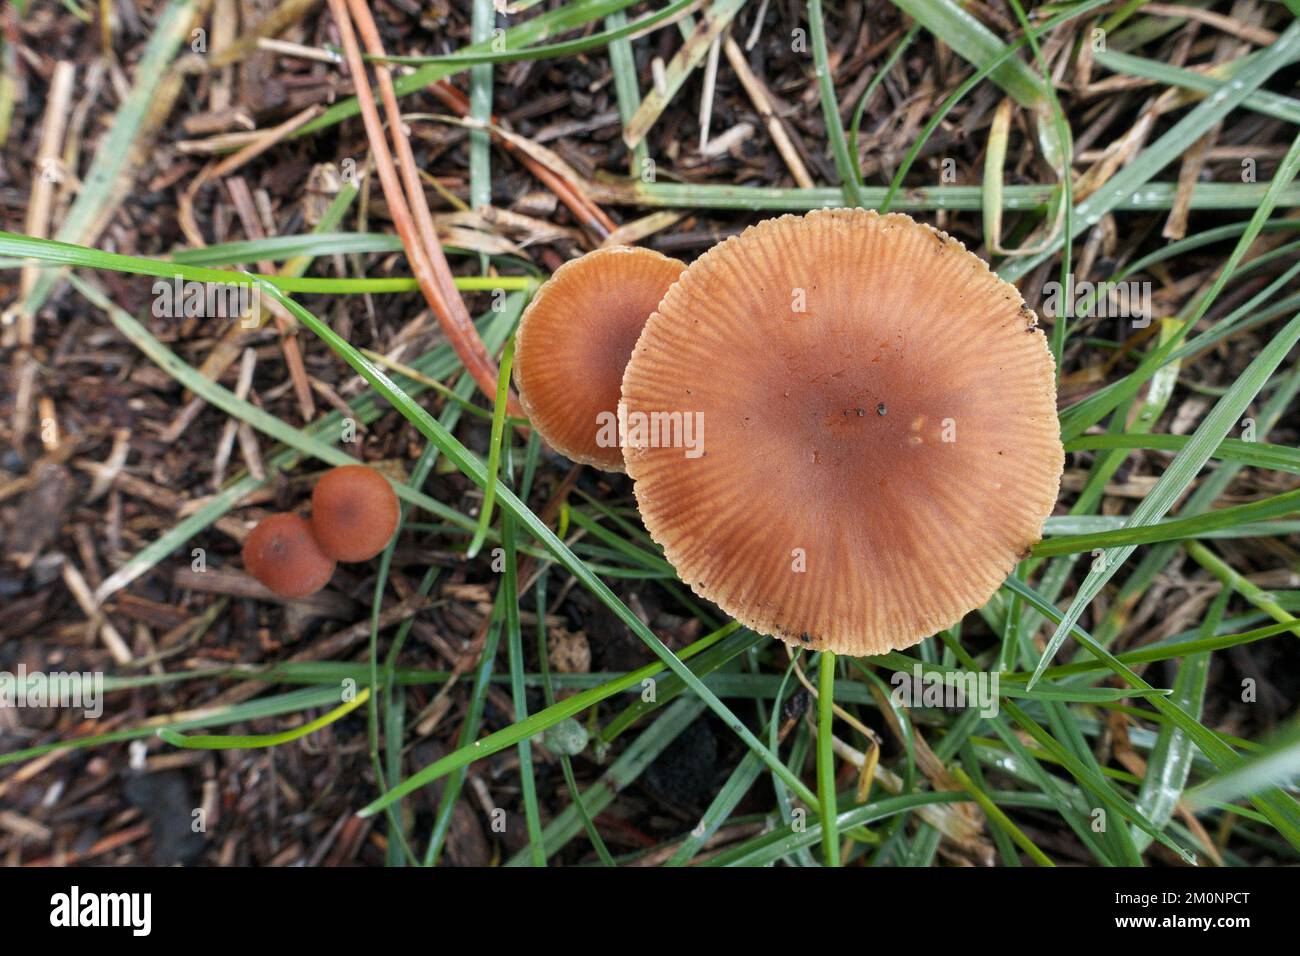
[{"xmin": 817, "ymin": 650, "xmax": 841, "ymax": 867}]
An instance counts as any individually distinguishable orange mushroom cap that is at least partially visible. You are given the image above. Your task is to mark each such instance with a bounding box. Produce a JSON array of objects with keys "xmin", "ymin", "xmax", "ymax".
[
  {"xmin": 242, "ymin": 512, "xmax": 336, "ymax": 598},
  {"xmin": 513, "ymin": 246, "xmax": 686, "ymax": 471},
  {"xmin": 310, "ymin": 464, "xmax": 401, "ymax": 562},
  {"xmin": 620, "ymin": 209, "xmax": 1063, "ymax": 656}
]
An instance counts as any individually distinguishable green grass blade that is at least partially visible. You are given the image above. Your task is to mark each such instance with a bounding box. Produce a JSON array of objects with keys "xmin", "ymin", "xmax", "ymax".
[
  {"xmin": 159, "ymin": 687, "xmax": 369, "ymax": 750},
  {"xmin": 1029, "ymin": 307, "xmax": 1300, "ymax": 689}
]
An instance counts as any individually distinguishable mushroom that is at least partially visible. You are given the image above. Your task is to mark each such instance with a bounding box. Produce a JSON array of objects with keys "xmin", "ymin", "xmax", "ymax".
[
  {"xmin": 619, "ymin": 209, "xmax": 1063, "ymax": 656},
  {"xmin": 310, "ymin": 464, "xmax": 401, "ymax": 562},
  {"xmin": 242, "ymin": 512, "xmax": 337, "ymax": 598},
  {"xmin": 513, "ymin": 246, "xmax": 686, "ymax": 471}
]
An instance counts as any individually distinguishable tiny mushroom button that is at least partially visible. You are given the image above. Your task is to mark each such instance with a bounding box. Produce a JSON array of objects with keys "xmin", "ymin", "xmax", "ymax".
[
  {"xmin": 242, "ymin": 513, "xmax": 337, "ymax": 598},
  {"xmin": 619, "ymin": 208, "xmax": 1064, "ymax": 656},
  {"xmin": 310, "ymin": 464, "xmax": 401, "ymax": 563}
]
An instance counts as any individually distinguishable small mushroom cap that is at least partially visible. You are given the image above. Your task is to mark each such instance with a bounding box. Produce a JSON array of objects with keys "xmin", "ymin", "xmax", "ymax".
[
  {"xmin": 242, "ymin": 512, "xmax": 337, "ymax": 598},
  {"xmin": 310, "ymin": 464, "xmax": 401, "ymax": 562},
  {"xmin": 513, "ymin": 246, "xmax": 686, "ymax": 471},
  {"xmin": 620, "ymin": 209, "xmax": 1063, "ymax": 656}
]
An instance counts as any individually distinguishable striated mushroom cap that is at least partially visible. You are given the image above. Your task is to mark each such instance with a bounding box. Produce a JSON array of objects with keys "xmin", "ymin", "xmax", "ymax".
[
  {"xmin": 513, "ymin": 246, "xmax": 686, "ymax": 471},
  {"xmin": 310, "ymin": 464, "xmax": 401, "ymax": 562},
  {"xmin": 620, "ymin": 209, "xmax": 1063, "ymax": 656},
  {"xmin": 242, "ymin": 512, "xmax": 337, "ymax": 598}
]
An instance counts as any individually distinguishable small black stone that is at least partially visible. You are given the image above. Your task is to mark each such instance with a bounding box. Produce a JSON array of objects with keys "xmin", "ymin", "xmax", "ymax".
[{"xmin": 123, "ymin": 771, "xmax": 207, "ymax": 866}]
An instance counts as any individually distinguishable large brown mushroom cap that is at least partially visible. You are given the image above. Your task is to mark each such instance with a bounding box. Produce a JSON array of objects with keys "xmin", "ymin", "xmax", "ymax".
[
  {"xmin": 513, "ymin": 246, "xmax": 686, "ymax": 471},
  {"xmin": 620, "ymin": 209, "xmax": 1063, "ymax": 656},
  {"xmin": 310, "ymin": 464, "xmax": 400, "ymax": 562},
  {"xmin": 242, "ymin": 512, "xmax": 337, "ymax": 598}
]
